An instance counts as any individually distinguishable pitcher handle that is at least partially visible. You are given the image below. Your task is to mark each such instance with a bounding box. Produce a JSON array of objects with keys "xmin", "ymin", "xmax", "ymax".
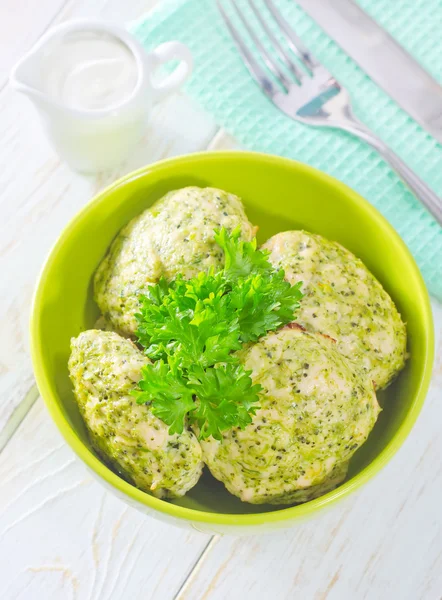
[{"xmin": 148, "ymin": 41, "xmax": 193, "ymax": 104}]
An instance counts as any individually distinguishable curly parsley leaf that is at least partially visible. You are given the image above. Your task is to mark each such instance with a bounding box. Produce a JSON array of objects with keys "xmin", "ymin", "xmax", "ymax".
[
  {"xmin": 132, "ymin": 359, "xmax": 194, "ymax": 435},
  {"xmin": 230, "ymin": 271, "xmax": 304, "ymax": 342},
  {"xmin": 214, "ymin": 226, "xmax": 274, "ymax": 280},
  {"xmin": 135, "ymin": 227, "xmax": 303, "ymax": 440},
  {"xmin": 187, "ymin": 364, "xmax": 261, "ymax": 440},
  {"xmin": 136, "ymin": 272, "xmax": 240, "ymax": 367}
]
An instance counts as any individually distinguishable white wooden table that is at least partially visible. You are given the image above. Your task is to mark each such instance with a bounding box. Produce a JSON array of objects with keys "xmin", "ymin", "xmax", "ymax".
[{"xmin": 1, "ymin": 2, "xmax": 441, "ymax": 598}]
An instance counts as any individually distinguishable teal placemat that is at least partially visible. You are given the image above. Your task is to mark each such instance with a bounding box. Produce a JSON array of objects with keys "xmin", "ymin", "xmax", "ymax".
[{"xmin": 132, "ymin": 0, "xmax": 442, "ymax": 300}]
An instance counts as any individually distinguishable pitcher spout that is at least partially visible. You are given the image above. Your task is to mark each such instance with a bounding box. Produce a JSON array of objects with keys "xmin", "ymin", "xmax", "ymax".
[
  {"xmin": 10, "ymin": 51, "xmax": 41, "ymax": 98},
  {"xmin": 9, "ymin": 23, "xmax": 75, "ymax": 116},
  {"xmin": 10, "ymin": 38, "xmax": 58, "ymax": 113}
]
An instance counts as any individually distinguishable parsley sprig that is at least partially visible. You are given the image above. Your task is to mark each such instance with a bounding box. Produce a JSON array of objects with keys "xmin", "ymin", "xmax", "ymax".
[{"xmin": 133, "ymin": 228, "xmax": 303, "ymax": 440}]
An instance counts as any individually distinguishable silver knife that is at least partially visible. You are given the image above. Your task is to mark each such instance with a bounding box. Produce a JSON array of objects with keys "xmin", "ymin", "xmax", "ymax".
[{"xmin": 296, "ymin": 0, "xmax": 442, "ymax": 144}]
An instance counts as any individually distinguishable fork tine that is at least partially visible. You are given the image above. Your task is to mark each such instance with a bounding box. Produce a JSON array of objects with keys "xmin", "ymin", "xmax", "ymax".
[
  {"xmin": 263, "ymin": 0, "xmax": 319, "ymax": 72},
  {"xmin": 230, "ymin": 0, "xmax": 290, "ymax": 91},
  {"xmin": 247, "ymin": 0, "xmax": 304, "ymax": 82},
  {"xmin": 217, "ymin": 0, "xmax": 277, "ymax": 98}
]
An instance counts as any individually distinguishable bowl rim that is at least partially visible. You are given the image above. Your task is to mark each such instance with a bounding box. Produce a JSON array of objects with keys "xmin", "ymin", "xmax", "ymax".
[{"xmin": 30, "ymin": 150, "xmax": 434, "ymax": 526}]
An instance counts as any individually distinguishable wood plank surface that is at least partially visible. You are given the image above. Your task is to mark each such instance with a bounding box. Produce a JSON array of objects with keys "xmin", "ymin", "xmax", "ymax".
[{"xmin": 0, "ymin": 399, "xmax": 211, "ymax": 600}]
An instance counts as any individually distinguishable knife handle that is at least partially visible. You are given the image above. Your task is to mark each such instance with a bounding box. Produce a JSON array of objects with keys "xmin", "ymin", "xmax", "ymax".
[{"xmin": 341, "ymin": 119, "xmax": 442, "ymax": 225}]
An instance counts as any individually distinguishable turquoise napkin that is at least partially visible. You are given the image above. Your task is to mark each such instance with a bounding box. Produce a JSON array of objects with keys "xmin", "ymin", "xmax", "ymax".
[{"xmin": 132, "ymin": 0, "xmax": 442, "ymax": 300}]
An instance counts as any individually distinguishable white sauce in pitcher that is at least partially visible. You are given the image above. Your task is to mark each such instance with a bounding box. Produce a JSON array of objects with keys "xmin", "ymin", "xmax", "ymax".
[{"xmin": 43, "ymin": 31, "xmax": 138, "ymax": 111}]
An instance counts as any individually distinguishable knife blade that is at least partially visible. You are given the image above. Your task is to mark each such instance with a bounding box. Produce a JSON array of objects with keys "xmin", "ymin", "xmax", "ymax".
[{"xmin": 296, "ymin": 0, "xmax": 442, "ymax": 144}]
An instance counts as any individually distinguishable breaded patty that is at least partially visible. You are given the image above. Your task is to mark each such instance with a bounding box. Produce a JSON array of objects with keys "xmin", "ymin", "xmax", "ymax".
[
  {"xmin": 263, "ymin": 231, "xmax": 407, "ymax": 389},
  {"xmin": 94, "ymin": 187, "xmax": 256, "ymax": 336},
  {"xmin": 69, "ymin": 330, "xmax": 203, "ymax": 499},
  {"xmin": 198, "ymin": 326, "xmax": 379, "ymax": 505}
]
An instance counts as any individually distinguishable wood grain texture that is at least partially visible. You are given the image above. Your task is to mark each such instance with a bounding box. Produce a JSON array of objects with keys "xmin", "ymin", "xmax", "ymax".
[
  {"xmin": 0, "ymin": 399, "xmax": 211, "ymax": 600},
  {"xmin": 0, "ymin": 0, "xmax": 217, "ymax": 437},
  {"xmin": 207, "ymin": 130, "xmax": 238, "ymax": 151},
  {"xmin": 174, "ymin": 303, "xmax": 442, "ymax": 600}
]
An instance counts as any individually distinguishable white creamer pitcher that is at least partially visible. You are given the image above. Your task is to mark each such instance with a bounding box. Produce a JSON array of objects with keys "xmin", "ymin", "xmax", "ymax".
[{"xmin": 10, "ymin": 20, "xmax": 193, "ymax": 173}]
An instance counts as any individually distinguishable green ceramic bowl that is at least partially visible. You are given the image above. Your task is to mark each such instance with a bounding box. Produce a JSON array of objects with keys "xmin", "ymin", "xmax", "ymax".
[{"xmin": 30, "ymin": 152, "xmax": 434, "ymax": 534}]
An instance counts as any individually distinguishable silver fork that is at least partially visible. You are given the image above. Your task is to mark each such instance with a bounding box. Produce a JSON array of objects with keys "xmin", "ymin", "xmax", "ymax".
[{"xmin": 217, "ymin": 0, "xmax": 442, "ymax": 225}]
